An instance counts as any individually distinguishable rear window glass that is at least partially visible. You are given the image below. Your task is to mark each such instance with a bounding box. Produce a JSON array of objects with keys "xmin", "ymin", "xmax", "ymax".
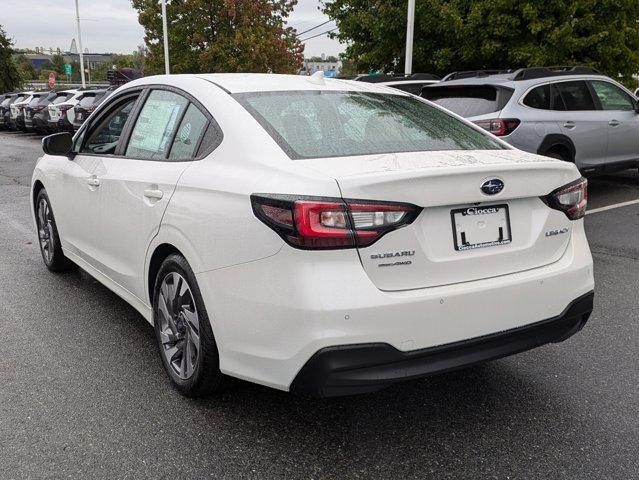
[
  {"xmin": 422, "ymin": 86, "xmax": 512, "ymax": 117},
  {"xmin": 53, "ymin": 93, "xmax": 73, "ymax": 104},
  {"xmin": 555, "ymin": 81, "xmax": 595, "ymax": 111},
  {"xmin": 237, "ymin": 91, "xmax": 505, "ymax": 160},
  {"xmin": 28, "ymin": 95, "xmax": 43, "ymax": 107},
  {"xmin": 79, "ymin": 95, "xmax": 97, "ymax": 107}
]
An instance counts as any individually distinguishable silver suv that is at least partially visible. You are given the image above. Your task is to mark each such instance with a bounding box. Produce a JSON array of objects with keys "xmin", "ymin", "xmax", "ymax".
[{"xmin": 422, "ymin": 66, "xmax": 639, "ymax": 173}]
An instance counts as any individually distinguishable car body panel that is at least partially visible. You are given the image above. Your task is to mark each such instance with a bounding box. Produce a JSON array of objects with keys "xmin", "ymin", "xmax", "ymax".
[{"xmin": 30, "ymin": 73, "xmax": 595, "ymax": 393}]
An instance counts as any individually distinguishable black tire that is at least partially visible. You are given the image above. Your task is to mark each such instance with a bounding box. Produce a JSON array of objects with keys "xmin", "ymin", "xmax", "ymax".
[
  {"xmin": 544, "ymin": 150, "xmax": 568, "ymax": 162},
  {"xmin": 153, "ymin": 253, "xmax": 227, "ymax": 397},
  {"xmin": 35, "ymin": 189, "xmax": 75, "ymax": 272}
]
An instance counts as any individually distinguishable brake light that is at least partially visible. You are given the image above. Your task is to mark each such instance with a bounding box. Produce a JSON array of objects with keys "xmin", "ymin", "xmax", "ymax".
[
  {"xmin": 251, "ymin": 195, "xmax": 421, "ymax": 249},
  {"xmin": 473, "ymin": 118, "xmax": 520, "ymax": 136},
  {"xmin": 58, "ymin": 105, "xmax": 72, "ymax": 112},
  {"xmin": 543, "ymin": 178, "xmax": 588, "ymax": 220}
]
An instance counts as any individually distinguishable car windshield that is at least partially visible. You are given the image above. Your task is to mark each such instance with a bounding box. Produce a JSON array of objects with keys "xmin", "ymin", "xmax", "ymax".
[{"xmin": 236, "ymin": 91, "xmax": 505, "ymax": 159}]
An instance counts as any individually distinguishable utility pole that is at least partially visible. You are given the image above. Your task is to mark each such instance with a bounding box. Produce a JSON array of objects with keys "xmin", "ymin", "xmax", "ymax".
[
  {"xmin": 161, "ymin": 0, "xmax": 170, "ymax": 74},
  {"xmin": 404, "ymin": 0, "xmax": 415, "ymax": 76},
  {"xmin": 75, "ymin": 0, "xmax": 86, "ymax": 88}
]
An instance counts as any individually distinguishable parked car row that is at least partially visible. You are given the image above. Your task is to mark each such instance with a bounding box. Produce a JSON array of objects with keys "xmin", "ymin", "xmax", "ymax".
[
  {"xmin": 0, "ymin": 87, "xmax": 114, "ymax": 134},
  {"xmin": 354, "ymin": 66, "xmax": 639, "ymax": 175}
]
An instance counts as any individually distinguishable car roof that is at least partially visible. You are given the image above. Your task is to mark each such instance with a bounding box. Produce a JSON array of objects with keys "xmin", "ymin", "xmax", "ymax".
[{"xmin": 127, "ymin": 73, "xmax": 412, "ymax": 95}]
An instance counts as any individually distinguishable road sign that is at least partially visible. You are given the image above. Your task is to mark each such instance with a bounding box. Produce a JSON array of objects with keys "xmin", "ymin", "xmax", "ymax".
[
  {"xmin": 48, "ymin": 72, "xmax": 56, "ymax": 88},
  {"xmin": 64, "ymin": 63, "xmax": 72, "ymax": 75}
]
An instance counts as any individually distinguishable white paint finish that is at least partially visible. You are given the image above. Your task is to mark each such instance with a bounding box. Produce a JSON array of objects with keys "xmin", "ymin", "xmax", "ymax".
[{"xmin": 30, "ymin": 73, "xmax": 595, "ymax": 392}]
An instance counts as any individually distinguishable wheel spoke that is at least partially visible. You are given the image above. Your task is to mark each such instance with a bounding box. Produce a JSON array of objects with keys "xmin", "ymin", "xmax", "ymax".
[{"xmin": 183, "ymin": 309, "xmax": 200, "ymax": 347}]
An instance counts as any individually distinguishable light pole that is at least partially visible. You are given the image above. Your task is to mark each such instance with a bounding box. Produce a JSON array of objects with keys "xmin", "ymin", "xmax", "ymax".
[
  {"xmin": 404, "ymin": 0, "xmax": 415, "ymax": 76},
  {"xmin": 74, "ymin": 0, "xmax": 86, "ymax": 88},
  {"xmin": 161, "ymin": 0, "xmax": 170, "ymax": 74}
]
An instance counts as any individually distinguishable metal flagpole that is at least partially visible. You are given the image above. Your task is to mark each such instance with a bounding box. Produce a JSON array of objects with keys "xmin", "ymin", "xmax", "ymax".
[
  {"xmin": 75, "ymin": 0, "xmax": 86, "ymax": 88},
  {"xmin": 404, "ymin": 0, "xmax": 415, "ymax": 76},
  {"xmin": 161, "ymin": 0, "xmax": 170, "ymax": 74}
]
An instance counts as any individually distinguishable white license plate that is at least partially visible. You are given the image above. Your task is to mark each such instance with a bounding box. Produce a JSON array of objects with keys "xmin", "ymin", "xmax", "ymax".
[{"xmin": 451, "ymin": 204, "xmax": 512, "ymax": 251}]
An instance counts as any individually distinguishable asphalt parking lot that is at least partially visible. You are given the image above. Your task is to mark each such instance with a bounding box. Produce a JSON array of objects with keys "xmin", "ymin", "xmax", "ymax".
[{"xmin": 0, "ymin": 130, "xmax": 637, "ymax": 479}]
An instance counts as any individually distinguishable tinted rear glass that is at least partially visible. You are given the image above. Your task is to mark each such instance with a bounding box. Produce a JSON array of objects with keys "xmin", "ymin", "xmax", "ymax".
[
  {"xmin": 53, "ymin": 93, "xmax": 73, "ymax": 104},
  {"xmin": 237, "ymin": 91, "xmax": 505, "ymax": 160},
  {"xmin": 79, "ymin": 95, "xmax": 97, "ymax": 107},
  {"xmin": 390, "ymin": 83, "xmax": 426, "ymax": 95},
  {"xmin": 28, "ymin": 95, "xmax": 43, "ymax": 107},
  {"xmin": 421, "ymin": 86, "xmax": 511, "ymax": 117}
]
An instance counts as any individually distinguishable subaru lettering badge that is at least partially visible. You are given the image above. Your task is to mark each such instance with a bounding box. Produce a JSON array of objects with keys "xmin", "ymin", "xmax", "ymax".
[{"xmin": 481, "ymin": 179, "xmax": 504, "ymax": 195}]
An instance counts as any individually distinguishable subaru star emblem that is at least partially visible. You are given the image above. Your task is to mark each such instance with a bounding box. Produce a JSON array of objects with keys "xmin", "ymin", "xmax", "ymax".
[{"xmin": 481, "ymin": 179, "xmax": 504, "ymax": 195}]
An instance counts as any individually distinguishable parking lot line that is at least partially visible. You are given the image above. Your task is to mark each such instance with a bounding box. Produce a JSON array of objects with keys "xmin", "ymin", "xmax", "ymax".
[{"xmin": 587, "ymin": 198, "xmax": 639, "ymax": 215}]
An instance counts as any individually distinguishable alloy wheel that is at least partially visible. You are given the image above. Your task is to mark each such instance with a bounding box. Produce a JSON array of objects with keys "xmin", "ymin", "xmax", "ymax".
[
  {"xmin": 37, "ymin": 197, "xmax": 54, "ymax": 264},
  {"xmin": 157, "ymin": 272, "xmax": 201, "ymax": 380}
]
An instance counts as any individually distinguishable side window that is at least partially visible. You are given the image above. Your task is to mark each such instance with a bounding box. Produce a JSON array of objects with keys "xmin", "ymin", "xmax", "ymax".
[
  {"xmin": 125, "ymin": 89, "xmax": 189, "ymax": 160},
  {"xmin": 80, "ymin": 96, "xmax": 138, "ymax": 155},
  {"xmin": 590, "ymin": 81, "xmax": 635, "ymax": 111},
  {"xmin": 522, "ymin": 85, "xmax": 550, "ymax": 109},
  {"xmin": 168, "ymin": 104, "xmax": 208, "ymax": 160},
  {"xmin": 555, "ymin": 81, "xmax": 595, "ymax": 111}
]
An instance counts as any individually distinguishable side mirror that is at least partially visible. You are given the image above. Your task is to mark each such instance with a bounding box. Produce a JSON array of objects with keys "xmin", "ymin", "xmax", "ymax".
[{"xmin": 42, "ymin": 132, "xmax": 73, "ymax": 157}]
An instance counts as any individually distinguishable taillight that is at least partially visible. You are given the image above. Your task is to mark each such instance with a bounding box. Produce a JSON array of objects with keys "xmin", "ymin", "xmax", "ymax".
[
  {"xmin": 251, "ymin": 194, "xmax": 421, "ymax": 249},
  {"xmin": 473, "ymin": 118, "xmax": 520, "ymax": 136},
  {"xmin": 58, "ymin": 105, "xmax": 72, "ymax": 112},
  {"xmin": 543, "ymin": 177, "xmax": 588, "ymax": 220}
]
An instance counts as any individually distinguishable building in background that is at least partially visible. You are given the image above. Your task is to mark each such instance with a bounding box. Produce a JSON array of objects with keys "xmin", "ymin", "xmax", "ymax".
[{"xmin": 301, "ymin": 55, "xmax": 341, "ymax": 76}]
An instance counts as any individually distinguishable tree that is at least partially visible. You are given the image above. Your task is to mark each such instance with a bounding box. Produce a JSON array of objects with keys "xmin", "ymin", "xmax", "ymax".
[
  {"xmin": 132, "ymin": 0, "xmax": 304, "ymax": 74},
  {"xmin": 14, "ymin": 54, "xmax": 36, "ymax": 81},
  {"xmin": 49, "ymin": 54, "xmax": 66, "ymax": 75},
  {"xmin": 0, "ymin": 25, "xmax": 21, "ymax": 91},
  {"xmin": 322, "ymin": 0, "xmax": 639, "ymax": 85}
]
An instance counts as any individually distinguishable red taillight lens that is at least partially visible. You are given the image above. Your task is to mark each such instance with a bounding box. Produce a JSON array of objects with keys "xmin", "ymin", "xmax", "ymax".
[
  {"xmin": 58, "ymin": 105, "xmax": 72, "ymax": 112},
  {"xmin": 473, "ymin": 118, "xmax": 520, "ymax": 136},
  {"xmin": 544, "ymin": 177, "xmax": 588, "ymax": 220},
  {"xmin": 251, "ymin": 195, "xmax": 420, "ymax": 249}
]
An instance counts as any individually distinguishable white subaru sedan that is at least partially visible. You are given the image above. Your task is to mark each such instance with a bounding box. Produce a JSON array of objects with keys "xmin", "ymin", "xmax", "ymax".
[{"xmin": 31, "ymin": 73, "xmax": 594, "ymax": 397}]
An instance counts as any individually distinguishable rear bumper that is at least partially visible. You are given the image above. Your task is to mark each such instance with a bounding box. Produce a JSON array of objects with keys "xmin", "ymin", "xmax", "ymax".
[{"xmin": 290, "ymin": 291, "xmax": 593, "ymax": 397}]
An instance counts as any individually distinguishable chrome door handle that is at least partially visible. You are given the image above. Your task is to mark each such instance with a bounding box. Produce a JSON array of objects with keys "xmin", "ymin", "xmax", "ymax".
[
  {"xmin": 86, "ymin": 177, "xmax": 100, "ymax": 187},
  {"xmin": 143, "ymin": 189, "xmax": 164, "ymax": 200},
  {"xmin": 609, "ymin": 120, "xmax": 621, "ymax": 127},
  {"xmin": 563, "ymin": 121, "xmax": 575, "ymax": 129}
]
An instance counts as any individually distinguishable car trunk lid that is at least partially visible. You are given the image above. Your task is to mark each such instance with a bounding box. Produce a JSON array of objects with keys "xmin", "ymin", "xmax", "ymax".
[{"xmin": 302, "ymin": 149, "xmax": 579, "ymax": 291}]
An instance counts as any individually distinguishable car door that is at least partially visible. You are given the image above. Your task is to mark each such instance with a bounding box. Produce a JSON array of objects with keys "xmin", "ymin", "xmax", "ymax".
[
  {"xmin": 95, "ymin": 88, "xmax": 210, "ymax": 302},
  {"xmin": 54, "ymin": 92, "xmax": 142, "ymax": 267},
  {"xmin": 552, "ymin": 80, "xmax": 608, "ymax": 168},
  {"xmin": 589, "ymin": 79, "xmax": 639, "ymax": 165}
]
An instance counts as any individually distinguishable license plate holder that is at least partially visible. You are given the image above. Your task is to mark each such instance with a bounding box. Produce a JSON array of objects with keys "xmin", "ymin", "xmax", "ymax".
[{"xmin": 451, "ymin": 204, "xmax": 512, "ymax": 251}]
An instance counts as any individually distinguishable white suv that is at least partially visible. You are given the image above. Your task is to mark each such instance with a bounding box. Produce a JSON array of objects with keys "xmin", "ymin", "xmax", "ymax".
[{"xmin": 31, "ymin": 73, "xmax": 594, "ymax": 397}]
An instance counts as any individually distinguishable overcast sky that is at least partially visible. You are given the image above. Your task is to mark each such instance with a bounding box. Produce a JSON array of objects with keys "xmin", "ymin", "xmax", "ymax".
[{"xmin": 2, "ymin": 0, "xmax": 343, "ymax": 58}]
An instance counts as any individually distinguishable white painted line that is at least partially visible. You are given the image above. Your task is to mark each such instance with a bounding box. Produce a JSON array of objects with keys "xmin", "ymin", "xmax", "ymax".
[{"xmin": 586, "ymin": 198, "xmax": 639, "ymax": 215}]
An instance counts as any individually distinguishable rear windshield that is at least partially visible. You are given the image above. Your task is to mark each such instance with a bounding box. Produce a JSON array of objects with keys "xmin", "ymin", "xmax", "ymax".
[
  {"xmin": 53, "ymin": 93, "xmax": 73, "ymax": 104},
  {"xmin": 236, "ymin": 91, "xmax": 505, "ymax": 160},
  {"xmin": 28, "ymin": 95, "xmax": 43, "ymax": 107},
  {"xmin": 1, "ymin": 97, "xmax": 13, "ymax": 107},
  {"xmin": 79, "ymin": 94, "xmax": 97, "ymax": 107},
  {"xmin": 421, "ymin": 85, "xmax": 512, "ymax": 117}
]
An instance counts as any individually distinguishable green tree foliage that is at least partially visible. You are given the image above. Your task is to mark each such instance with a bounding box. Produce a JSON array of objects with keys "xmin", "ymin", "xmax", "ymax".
[
  {"xmin": 322, "ymin": 0, "xmax": 639, "ymax": 84},
  {"xmin": 132, "ymin": 0, "xmax": 304, "ymax": 74},
  {"xmin": 0, "ymin": 26, "xmax": 21, "ymax": 91},
  {"xmin": 49, "ymin": 54, "xmax": 66, "ymax": 75},
  {"xmin": 14, "ymin": 54, "xmax": 36, "ymax": 81}
]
